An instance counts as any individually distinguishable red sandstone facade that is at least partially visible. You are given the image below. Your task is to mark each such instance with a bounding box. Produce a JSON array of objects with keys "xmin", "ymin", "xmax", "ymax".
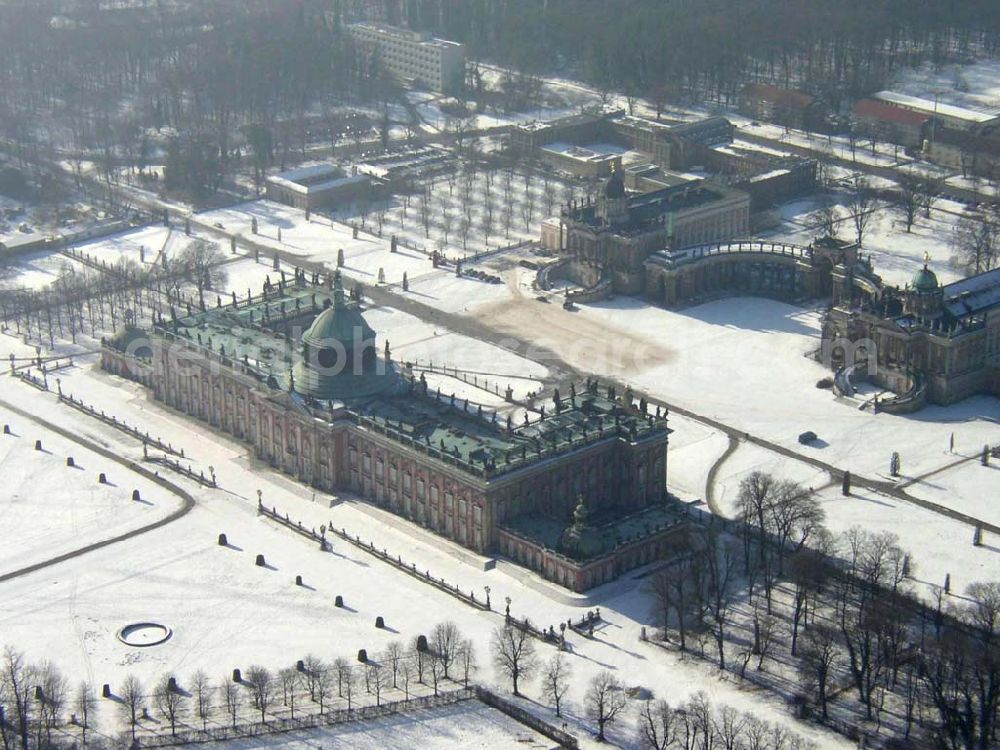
[{"xmin": 101, "ymin": 335, "xmax": 671, "ymax": 574}]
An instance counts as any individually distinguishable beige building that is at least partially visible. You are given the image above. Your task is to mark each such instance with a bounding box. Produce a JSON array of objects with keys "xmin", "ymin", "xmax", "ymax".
[
  {"xmin": 348, "ymin": 22, "xmax": 465, "ymax": 94},
  {"xmin": 265, "ymin": 164, "xmax": 370, "ymax": 211},
  {"xmin": 824, "ymin": 260, "xmax": 1000, "ymax": 408},
  {"xmin": 549, "ymin": 171, "xmax": 750, "ymax": 295}
]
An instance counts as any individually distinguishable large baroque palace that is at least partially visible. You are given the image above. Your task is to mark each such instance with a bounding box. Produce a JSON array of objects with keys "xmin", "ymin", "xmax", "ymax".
[
  {"xmin": 823, "ymin": 257, "xmax": 1000, "ymax": 408},
  {"xmin": 102, "ymin": 274, "xmax": 690, "ymax": 591}
]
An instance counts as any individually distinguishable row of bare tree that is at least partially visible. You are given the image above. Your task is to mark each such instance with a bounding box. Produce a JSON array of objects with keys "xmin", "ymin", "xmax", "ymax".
[{"xmin": 648, "ymin": 471, "xmax": 999, "ymax": 749}]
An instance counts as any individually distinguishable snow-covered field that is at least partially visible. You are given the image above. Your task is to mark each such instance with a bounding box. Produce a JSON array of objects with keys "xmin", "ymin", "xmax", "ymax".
[
  {"xmin": 811, "ymin": 484, "xmax": 998, "ymax": 595},
  {"xmin": 890, "ymin": 58, "xmax": 1000, "ymax": 115},
  {"xmin": 208, "ymin": 701, "xmax": 552, "ymax": 750},
  {"xmin": 661, "ymin": 414, "xmax": 731, "ymax": 502},
  {"xmin": 0, "ymin": 401, "xmax": 182, "ymax": 576},
  {"xmin": 906, "ymin": 458, "xmax": 1000, "ymax": 528},
  {"xmin": 0, "ymin": 250, "xmax": 88, "ymax": 291},
  {"xmin": 0, "ymin": 357, "xmax": 851, "ymax": 749},
  {"xmin": 762, "ymin": 192, "xmax": 967, "ymax": 288}
]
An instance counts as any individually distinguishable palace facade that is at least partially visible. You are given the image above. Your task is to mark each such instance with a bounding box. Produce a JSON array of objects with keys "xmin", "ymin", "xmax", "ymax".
[
  {"xmin": 553, "ymin": 170, "xmax": 751, "ymax": 295},
  {"xmin": 823, "ymin": 258, "xmax": 1000, "ymax": 408},
  {"xmin": 102, "ymin": 274, "xmax": 689, "ymax": 591}
]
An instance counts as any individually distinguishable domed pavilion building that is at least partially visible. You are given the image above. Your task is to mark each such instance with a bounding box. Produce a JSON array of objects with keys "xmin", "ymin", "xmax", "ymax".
[{"xmin": 101, "ymin": 269, "xmax": 685, "ymax": 591}]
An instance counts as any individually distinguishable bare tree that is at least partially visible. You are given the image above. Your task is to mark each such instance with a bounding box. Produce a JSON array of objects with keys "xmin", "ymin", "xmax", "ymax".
[
  {"xmin": 333, "ymin": 657, "xmax": 351, "ymax": 697},
  {"xmin": 277, "ymin": 667, "xmax": 298, "ymax": 719},
  {"xmin": 243, "ymin": 666, "xmax": 273, "ymax": 724},
  {"xmin": 301, "ymin": 655, "xmax": 322, "ymax": 702},
  {"xmin": 342, "ymin": 666, "xmax": 356, "ymax": 710},
  {"xmin": 36, "ymin": 662, "xmax": 67, "ymax": 747},
  {"xmin": 713, "ymin": 704, "xmax": 747, "ymax": 750},
  {"xmin": 458, "ymin": 639, "xmax": 478, "ymax": 688},
  {"xmin": 768, "ymin": 480, "xmax": 825, "ymax": 571},
  {"xmin": 221, "ymin": 677, "xmax": 242, "ymax": 729},
  {"xmin": 846, "ymin": 176, "xmax": 878, "ymax": 247},
  {"xmin": 636, "ymin": 699, "xmax": 681, "ymax": 750},
  {"xmin": 3, "ymin": 647, "xmax": 34, "ymax": 750},
  {"xmin": 190, "ymin": 671, "xmax": 213, "ymax": 730},
  {"xmin": 540, "ymin": 653, "xmax": 571, "ymax": 717},
  {"xmin": 384, "ymin": 642, "xmax": 404, "ymax": 689},
  {"xmin": 585, "ymin": 670, "xmax": 627, "ymax": 742},
  {"xmin": 431, "ymin": 621, "xmax": 462, "ymax": 680},
  {"xmin": 400, "ymin": 656, "xmax": 414, "ymax": 700},
  {"xmin": 951, "ymin": 212, "xmax": 1000, "ymax": 275},
  {"xmin": 798, "ymin": 624, "xmax": 840, "ymax": 720},
  {"xmin": 73, "ymin": 682, "xmax": 98, "ymax": 749},
  {"xmin": 153, "ymin": 674, "xmax": 185, "ymax": 736},
  {"xmin": 367, "ymin": 664, "xmax": 385, "ymax": 706},
  {"xmin": 704, "ymin": 533, "xmax": 737, "ymax": 669},
  {"xmin": 177, "ymin": 238, "xmax": 228, "ymax": 307},
  {"xmin": 897, "ymin": 170, "xmax": 924, "ymax": 232},
  {"xmin": 920, "ymin": 581, "xmax": 1000, "ymax": 750},
  {"xmin": 119, "ymin": 674, "xmax": 144, "ymax": 741},
  {"xmin": 491, "ymin": 624, "xmax": 538, "ymax": 696},
  {"xmin": 313, "ymin": 664, "xmax": 333, "ymax": 714}
]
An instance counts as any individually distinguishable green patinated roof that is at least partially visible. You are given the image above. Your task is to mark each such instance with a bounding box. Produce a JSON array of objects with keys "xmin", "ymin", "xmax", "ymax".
[
  {"xmin": 502, "ymin": 504, "xmax": 686, "ymax": 563},
  {"xmin": 302, "ymin": 283, "xmax": 375, "ymax": 351},
  {"xmin": 912, "ymin": 265, "xmax": 939, "ymax": 292},
  {"xmin": 150, "ymin": 279, "xmax": 670, "ymax": 479}
]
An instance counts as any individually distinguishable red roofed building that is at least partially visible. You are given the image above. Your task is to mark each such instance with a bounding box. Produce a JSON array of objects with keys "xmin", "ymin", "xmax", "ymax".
[
  {"xmin": 851, "ymin": 98, "xmax": 931, "ymax": 148},
  {"xmin": 741, "ymin": 83, "xmax": 826, "ymax": 130}
]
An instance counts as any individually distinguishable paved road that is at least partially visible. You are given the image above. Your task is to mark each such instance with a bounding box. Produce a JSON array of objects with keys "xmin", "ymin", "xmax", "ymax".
[{"xmin": 0, "ymin": 392, "xmax": 197, "ymax": 584}]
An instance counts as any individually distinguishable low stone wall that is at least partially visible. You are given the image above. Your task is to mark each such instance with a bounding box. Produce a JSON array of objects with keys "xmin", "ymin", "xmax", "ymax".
[{"xmin": 475, "ymin": 686, "xmax": 579, "ymax": 749}]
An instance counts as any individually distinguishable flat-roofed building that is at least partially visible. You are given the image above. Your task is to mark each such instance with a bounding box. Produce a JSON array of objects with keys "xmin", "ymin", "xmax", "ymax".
[
  {"xmin": 265, "ymin": 164, "xmax": 371, "ymax": 211},
  {"xmin": 348, "ymin": 22, "xmax": 465, "ymax": 94},
  {"xmin": 872, "ymin": 90, "xmax": 1000, "ymax": 132}
]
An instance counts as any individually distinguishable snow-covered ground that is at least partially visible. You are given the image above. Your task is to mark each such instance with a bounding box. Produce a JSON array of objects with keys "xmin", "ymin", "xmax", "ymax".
[
  {"xmin": 0, "ymin": 401, "xmax": 182, "ymax": 577},
  {"xmin": 207, "ymin": 701, "xmax": 552, "ymax": 750},
  {"xmin": 662, "ymin": 414, "xmax": 730, "ymax": 502},
  {"xmin": 761, "ymin": 192, "xmax": 966, "ymax": 288},
  {"xmin": 0, "ymin": 250, "xmax": 88, "ymax": 291},
  {"xmin": 712, "ymin": 442, "xmax": 832, "ymax": 510},
  {"xmin": 811, "ymin": 483, "xmax": 998, "ymax": 596},
  {"xmin": 890, "ymin": 58, "xmax": 1000, "ymax": 115},
  {"xmin": 906, "ymin": 458, "xmax": 1000, "ymax": 529},
  {"xmin": 0, "ymin": 357, "xmax": 851, "ymax": 750}
]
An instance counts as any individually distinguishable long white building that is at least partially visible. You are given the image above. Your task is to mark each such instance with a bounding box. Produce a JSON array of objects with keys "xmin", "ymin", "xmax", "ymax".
[{"xmin": 348, "ymin": 22, "xmax": 465, "ymax": 95}]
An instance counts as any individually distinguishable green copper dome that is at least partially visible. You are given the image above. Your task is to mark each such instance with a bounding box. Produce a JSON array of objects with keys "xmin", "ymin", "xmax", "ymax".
[
  {"xmin": 292, "ymin": 278, "xmax": 398, "ymax": 400},
  {"xmin": 301, "ymin": 284, "xmax": 374, "ymax": 351},
  {"xmin": 911, "ymin": 265, "xmax": 939, "ymax": 292}
]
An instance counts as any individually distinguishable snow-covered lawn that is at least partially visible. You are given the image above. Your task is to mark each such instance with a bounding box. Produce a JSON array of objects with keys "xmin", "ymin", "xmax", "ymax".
[
  {"xmin": 70, "ymin": 224, "xmax": 176, "ymax": 268},
  {"xmin": 712, "ymin": 442, "xmax": 832, "ymax": 512},
  {"xmin": 207, "ymin": 701, "xmax": 551, "ymax": 750},
  {"xmin": 0, "ymin": 250, "xmax": 87, "ymax": 291},
  {"xmin": 906, "ymin": 458, "xmax": 1000, "ymax": 528},
  {"xmin": 193, "ymin": 200, "xmax": 520, "ymax": 311},
  {"xmin": 663, "ymin": 414, "xmax": 730, "ymax": 502},
  {"xmin": 812, "ymin": 484, "xmax": 998, "ymax": 596},
  {"xmin": 761, "ymin": 192, "xmax": 966, "ymax": 288},
  {"xmin": 0, "ymin": 401, "xmax": 182, "ymax": 577},
  {"xmin": 0, "ymin": 361, "xmax": 851, "ymax": 750}
]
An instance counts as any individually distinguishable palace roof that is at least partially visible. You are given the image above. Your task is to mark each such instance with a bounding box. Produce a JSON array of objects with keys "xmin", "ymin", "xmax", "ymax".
[{"xmin": 142, "ymin": 279, "xmax": 670, "ymax": 481}]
